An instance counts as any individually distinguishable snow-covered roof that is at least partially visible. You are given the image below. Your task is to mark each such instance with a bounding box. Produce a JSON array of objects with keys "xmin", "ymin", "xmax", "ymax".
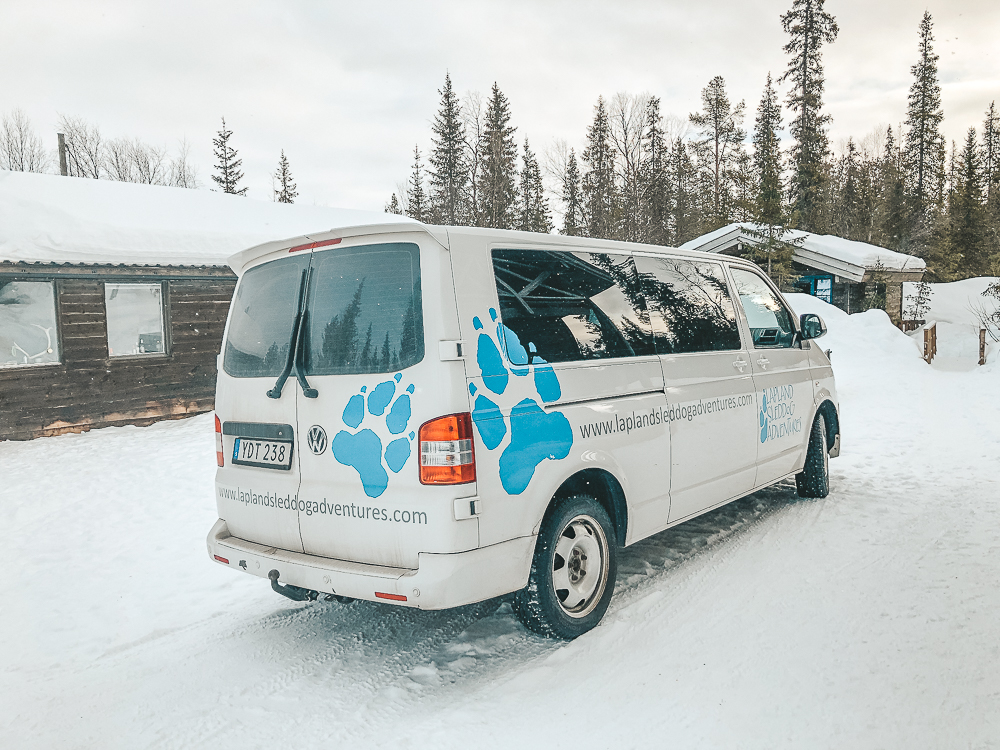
[
  {"xmin": 0, "ymin": 170, "xmax": 417, "ymax": 267},
  {"xmin": 679, "ymin": 222, "xmax": 926, "ymax": 282}
]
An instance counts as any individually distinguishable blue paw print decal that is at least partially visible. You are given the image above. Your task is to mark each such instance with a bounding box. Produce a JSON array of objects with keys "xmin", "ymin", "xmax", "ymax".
[
  {"xmin": 469, "ymin": 308, "xmax": 573, "ymax": 495},
  {"xmin": 332, "ymin": 373, "xmax": 415, "ymax": 498},
  {"xmin": 759, "ymin": 392, "xmax": 769, "ymax": 443}
]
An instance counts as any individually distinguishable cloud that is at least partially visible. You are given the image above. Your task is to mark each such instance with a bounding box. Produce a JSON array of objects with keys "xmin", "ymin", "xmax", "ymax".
[{"xmin": 1, "ymin": 0, "xmax": 997, "ymax": 209}]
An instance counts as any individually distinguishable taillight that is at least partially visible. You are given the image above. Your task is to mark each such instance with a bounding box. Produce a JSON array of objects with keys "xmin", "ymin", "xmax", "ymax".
[
  {"xmin": 419, "ymin": 413, "xmax": 476, "ymax": 484},
  {"xmin": 215, "ymin": 414, "xmax": 224, "ymax": 467}
]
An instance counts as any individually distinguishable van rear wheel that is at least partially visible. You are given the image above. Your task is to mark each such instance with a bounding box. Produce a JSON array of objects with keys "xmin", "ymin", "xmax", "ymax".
[
  {"xmin": 796, "ymin": 414, "xmax": 830, "ymax": 498},
  {"xmin": 512, "ymin": 495, "xmax": 617, "ymax": 640}
]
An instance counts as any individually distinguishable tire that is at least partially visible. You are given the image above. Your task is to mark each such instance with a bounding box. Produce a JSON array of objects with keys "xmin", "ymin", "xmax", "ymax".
[
  {"xmin": 796, "ymin": 414, "xmax": 830, "ymax": 498},
  {"xmin": 512, "ymin": 494, "xmax": 617, "ymax": 640}
]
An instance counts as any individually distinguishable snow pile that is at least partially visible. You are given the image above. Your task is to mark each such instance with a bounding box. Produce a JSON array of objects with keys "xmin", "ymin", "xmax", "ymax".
[
  {"xmin": 901, "ymin": 278, "xmax": 999, "ymax": 370},
  {"xmin": 903, "ymin": 276, "xmax": 998, "ymax": 326},
  {"xmin": 2, "ymin": 296, "xmax": 999, "ymax": 749},
  {"xmin": 0, "ymin": 170, "xmax": 414, "ymax": 267}
]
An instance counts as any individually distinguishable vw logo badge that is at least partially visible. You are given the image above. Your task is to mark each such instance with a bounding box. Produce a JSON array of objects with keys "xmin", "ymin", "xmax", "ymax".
[{"xmin": 306, "ymin": 425, "xmax": 328, "ymax": 455}]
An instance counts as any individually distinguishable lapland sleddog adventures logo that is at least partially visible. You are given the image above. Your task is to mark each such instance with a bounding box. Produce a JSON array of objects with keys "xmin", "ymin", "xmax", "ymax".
[
  {"xmin": 331, "ymin": 373, "xmax": 415, "ymax": 498},
  {"xmin": 469, "ymin": 308, "xmax": 573, "ymax": 495},
  {"xmin": 759, "ymin": 384, "xmax": 802, "ymax": 443}
]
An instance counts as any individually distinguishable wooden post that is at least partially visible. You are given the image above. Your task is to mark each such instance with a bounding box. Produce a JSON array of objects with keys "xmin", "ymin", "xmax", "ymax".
[
  {"xmin": 923, "ymin": 322, "xmax": 937, "ymax": 364},
  {"xmin": 57, "ymin": 133, "xmax": 68, "ymax": 176},
  {"xmin": 981, "ymin": 328, "xmax": 988, "ymax": 366}
]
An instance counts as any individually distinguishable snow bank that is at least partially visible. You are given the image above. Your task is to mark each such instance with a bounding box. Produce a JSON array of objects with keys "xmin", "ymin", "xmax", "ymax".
[
  {"xmin": 903, "ymin": 276, "xmax": 999, "ymax": 325},
  {"xmin": 3, "ymin": 291, "xmax": 999, "ymax": 749},
  {"xmin": 0, "ymin": 170, "xmax": 415, "ymax": 266},
  {"xmin": 900, "ymin": 278, "xmax": 999, "ymax": 370}
]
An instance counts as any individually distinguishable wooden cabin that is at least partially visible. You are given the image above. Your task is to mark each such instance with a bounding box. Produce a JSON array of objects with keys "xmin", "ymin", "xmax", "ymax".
[
  {"xmin": 0, "ymin": 171, "xmax": 409, "ymax": 440},
  {"xmin": 680, "ymin": 223, "xmax": 926, "ymax": 323}
]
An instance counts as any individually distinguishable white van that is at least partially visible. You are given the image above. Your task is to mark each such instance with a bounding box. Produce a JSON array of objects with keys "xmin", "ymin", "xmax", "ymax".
[{"xmin": 207, "ymin": 223, "xmax": 839, "ymax": 639}]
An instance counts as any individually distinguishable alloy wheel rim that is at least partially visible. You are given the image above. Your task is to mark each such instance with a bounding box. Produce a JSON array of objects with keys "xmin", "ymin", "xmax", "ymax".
[{"xmin": 551, "ymin": 514, "xmax": 609, "ymax": 619}]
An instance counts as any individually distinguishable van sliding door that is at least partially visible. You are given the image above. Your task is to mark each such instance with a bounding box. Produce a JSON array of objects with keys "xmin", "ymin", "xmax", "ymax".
[{"xmin": 633, "ymin": 255, "xmax": 759, "ymax": 522}]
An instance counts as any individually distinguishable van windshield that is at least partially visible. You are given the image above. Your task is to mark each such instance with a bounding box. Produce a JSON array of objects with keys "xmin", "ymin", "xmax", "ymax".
[{"xmin": 222, "ymin": 243, "xmax": 424, "ymax": 379}]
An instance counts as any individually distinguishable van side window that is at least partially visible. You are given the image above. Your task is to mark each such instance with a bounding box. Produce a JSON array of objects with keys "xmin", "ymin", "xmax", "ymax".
[
  {"xmin": 730, "ymin": 268, "xmax": 796, "ymax": 349},
  {"xmin": 632, "ymin": 256, "xmax": 741, "ymax": 354},
  {"xmin": 492, "ymin": 249, "xmax": 655, "ymax": 364}
]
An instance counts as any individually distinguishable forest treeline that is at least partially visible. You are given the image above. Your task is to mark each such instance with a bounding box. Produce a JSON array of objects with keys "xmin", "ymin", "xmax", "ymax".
[
  {"xmin": 390, "ymin": 3, "xmax": 999, "ymax": 284},
  {"xmin": 2, "ymin": 1, "xmax": 997, "ymax": 284}
]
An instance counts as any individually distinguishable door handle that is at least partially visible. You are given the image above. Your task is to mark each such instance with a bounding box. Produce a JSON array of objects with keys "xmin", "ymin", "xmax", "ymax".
[
  {"xmin": 732, "ymin": 358, "xmax": 748, "ymax": 372},
  {"xmin": 757, "ymin": 356, "xmax": 770, "ymax": 369}
]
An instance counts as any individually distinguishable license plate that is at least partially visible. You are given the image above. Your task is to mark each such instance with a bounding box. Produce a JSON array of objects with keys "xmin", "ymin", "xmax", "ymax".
[{"xmin": 232, "ymin": 438, "xmax": 293, "ymax": 470}]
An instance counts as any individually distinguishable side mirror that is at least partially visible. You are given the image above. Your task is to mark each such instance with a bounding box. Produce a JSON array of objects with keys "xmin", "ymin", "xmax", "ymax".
[{"xmin": 799, "ymin": 313, "xmax": 827, "ymax": 340}]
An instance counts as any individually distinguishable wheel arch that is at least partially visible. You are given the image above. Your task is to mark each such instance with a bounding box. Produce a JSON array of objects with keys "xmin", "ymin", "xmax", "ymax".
[
  {"xmin": 544, "ymin": 468, "xmax": 628, "ymax": 547},
  {"xmin": 815, "ymin": 399, "xmax": 839, "ymax": 448}
]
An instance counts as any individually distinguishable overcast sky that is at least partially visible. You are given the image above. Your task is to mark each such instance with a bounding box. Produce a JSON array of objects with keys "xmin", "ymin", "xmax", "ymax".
[{"xmin": 2, "ymin": 0, "xmax": 998, "ymax": 211}]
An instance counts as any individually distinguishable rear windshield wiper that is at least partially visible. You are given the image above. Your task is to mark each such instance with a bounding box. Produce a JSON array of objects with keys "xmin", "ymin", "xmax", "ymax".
[{"xmin": 267, "ymin": 268, "xmax": 318, "ymax": 399}]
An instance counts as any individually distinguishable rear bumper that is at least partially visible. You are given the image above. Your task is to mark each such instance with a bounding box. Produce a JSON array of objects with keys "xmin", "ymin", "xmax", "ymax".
[{"xmin": 206, "ymin": 519, "xmax": 535, "ymax": 610}]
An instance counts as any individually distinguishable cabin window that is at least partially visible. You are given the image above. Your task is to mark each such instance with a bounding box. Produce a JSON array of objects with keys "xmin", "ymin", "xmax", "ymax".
[
  {"xmin": 105, "ymin": 283, "xmax": 166, "ymax": 357},
  {"xmin": 0, "ymin": 280, "xmax": 60, "ymax": 368}
]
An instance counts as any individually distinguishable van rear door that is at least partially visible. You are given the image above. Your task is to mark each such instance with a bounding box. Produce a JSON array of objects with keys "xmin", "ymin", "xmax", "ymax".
[
  {"xmin": 293, "ymin": 233, "xmax": 477, "ymax": 570},
  {"xmin": 215, "ymin": 249, "xmax": 312, "ymax": 553}
]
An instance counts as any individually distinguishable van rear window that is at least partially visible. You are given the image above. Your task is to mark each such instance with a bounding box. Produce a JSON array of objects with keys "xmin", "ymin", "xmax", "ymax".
[
  {"xmin": 223, "ymin": 243, "xmax": 423, "ymax": 378},
  {"xmin": 224, "ymin": 255, "xmax": 310, "ymax": 378},
  {"xmin": 303, "ymin": 243, "xmax": 423, "ymax": 375}
]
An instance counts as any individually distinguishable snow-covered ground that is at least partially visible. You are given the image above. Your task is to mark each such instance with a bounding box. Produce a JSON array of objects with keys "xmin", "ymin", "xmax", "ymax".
[{"xmin": 3, "ymin": 295, "xmax": 999, "ymax": 749}]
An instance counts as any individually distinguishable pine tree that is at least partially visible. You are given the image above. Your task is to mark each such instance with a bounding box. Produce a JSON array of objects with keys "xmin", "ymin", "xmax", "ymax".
[
  {"xmin": 212, "ymin": 117, "xmax": 247, "ymax": 196},
  {"xmin": 780, "ymin": 0, "xmax": 839, "ymax": 232},
  {"xmin": 983, "ymin": 102, "xmax": 1000, "ymax": 207},
  {"xmin": 833, "ymin": 139, "xmax": 863, "ymax": 240},
  {"xmin": 385, "ymin": 193, "xmax": 403, "ymax": 215},
  {"xmin": 667, "ymin": 137, "xmax": 699, "ymax": 245},
  {"xmin": 752, "ymin": 74, "xmax": 784, "ymax": 227},
  {"xmin": 428, "ymin": 73, "xmax": 469, "ymax": 225},
  {"xmin": 689, "ymin": 76, "xmax": 746, "ymax": 227},
  {"xmin": 743, "ymin": 75, "xmax": 798, "ymax": 284},
  {"xmin": 561, "ymin": 148, "xmax": 584, "ymax": 236},
  {"xmin": 903, "ymin": 11, "xmax": 946, "ymax": 219},
  {"xmin": 982, "ymin": 102, "xmax": 1000, "ymax": 264},
  {"xmin": 582, "ymin": 96, "xmax": 618, "ymax": 239},
  {"xmin": 517, "ymin": 138, "xmax": 552, "ymax": 233},
  {"xmin": 950, "ymin": 128, "xmax": 989, "ymax": 277},
  {"xmin": 639, "ymin": 97, "xmax": 671, "ymax": 245},
  {"xmin": 273, "ymin": 150, "xmax": 297, "ymax": 204},
  {"xmin": 405, "ymin": 146, "xmax": 427, "ymax": 222},
  {"xmin": 879, "ymin": 126, "xmax": 908, "ymax": 250},
  {"xmin": 477, "ymin": 83, "xmax": 518, "ymax": 229}
]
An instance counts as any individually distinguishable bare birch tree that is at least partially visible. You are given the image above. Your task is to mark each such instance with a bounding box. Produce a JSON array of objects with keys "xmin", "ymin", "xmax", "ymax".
[
  {"xmin": 461, "ymin": 91, "xmax": 484, "ymax": 225},
  {"xmin": 58, "ymin": 115, "xmax": 104, "ymax": 178},
  {"xmin": 610, "ymin": 92, "xmax": 649, "ymax": 242},
  {"xmin": 0, "ymin": 109, "xmax": 50, "ymax": 172}
]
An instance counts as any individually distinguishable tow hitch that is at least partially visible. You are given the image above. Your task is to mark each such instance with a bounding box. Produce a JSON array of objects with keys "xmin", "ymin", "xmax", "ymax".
[
  {"xmin": 268, "ymin": 569, "xmax": 318, "ymax": 602},
  {"xmin": 268, "ymin": 569, "xmax": 355, "ymax": 604}
]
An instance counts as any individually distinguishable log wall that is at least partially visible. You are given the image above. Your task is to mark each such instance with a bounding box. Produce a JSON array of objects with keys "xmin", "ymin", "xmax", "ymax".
[{"xmin": 0, "ymin": 265, "xmax": 236, "ymax": 440}]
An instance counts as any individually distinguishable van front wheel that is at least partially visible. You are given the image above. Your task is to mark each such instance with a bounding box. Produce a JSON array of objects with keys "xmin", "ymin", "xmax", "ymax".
[
  {"xmin": 796, "ymin": 414, "xmax": 830, "ymax": 498},
  {"xmin": 512, "ymin": 495, "xmax": 617, "ymax": 640}
]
